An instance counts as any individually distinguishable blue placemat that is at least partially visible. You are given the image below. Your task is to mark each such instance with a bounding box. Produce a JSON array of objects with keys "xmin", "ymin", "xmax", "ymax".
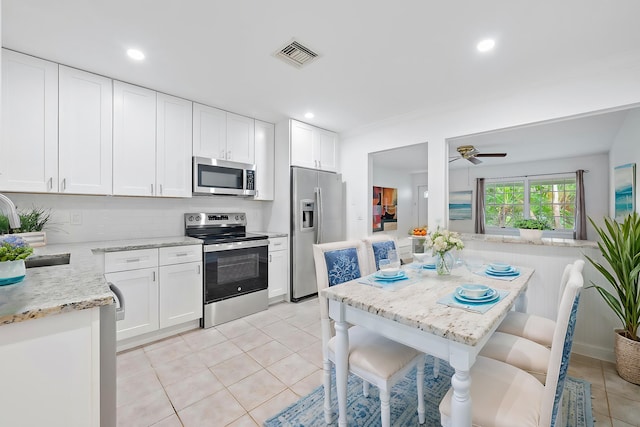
[
  {"xmin": 357, "ymin": 273, "xmax": 418, "ymax": 291},
  {"xmin": 437, "ymin": 289, "xmax": 509, "ymax": 313}
]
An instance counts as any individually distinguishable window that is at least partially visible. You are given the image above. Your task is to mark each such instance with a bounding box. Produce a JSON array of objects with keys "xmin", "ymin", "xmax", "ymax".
[{"xmin": 484, "ymin": 174, "xmax": 576, "ymax": 236}]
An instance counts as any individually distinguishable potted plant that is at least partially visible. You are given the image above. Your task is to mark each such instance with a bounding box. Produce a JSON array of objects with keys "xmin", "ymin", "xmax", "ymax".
[
  {"xmin": 0, "ymin": 235, "xmax": 33, "ymax": 286},
  {"xmin": 585, "ymin": 213, "xmax": 640, "ymax": 385},
  {"xmin": 513, "ymin": 218, "xmax": 552, "ymax": 241},
  {"xmin": 0, "ymin": 206, "xmax": 51, "ymax": 247}
]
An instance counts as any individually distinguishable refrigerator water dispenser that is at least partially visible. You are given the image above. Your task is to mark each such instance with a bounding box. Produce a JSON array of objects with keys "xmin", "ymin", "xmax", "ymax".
[{"xmin": 301, "ymin": 200, "xmax": 315, "ymax": 230}]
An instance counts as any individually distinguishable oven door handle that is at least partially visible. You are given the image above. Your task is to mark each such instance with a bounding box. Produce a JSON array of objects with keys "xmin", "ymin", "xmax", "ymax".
[{"xmin": 204, "ymin": 239, "xmax": 268, "ymax": 252}]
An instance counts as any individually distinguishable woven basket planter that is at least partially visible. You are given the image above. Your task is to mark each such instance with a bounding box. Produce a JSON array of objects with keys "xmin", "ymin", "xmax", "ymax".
[{"xmin": 614, "ymin": 329, "xmax": 640, "ymax": 385}]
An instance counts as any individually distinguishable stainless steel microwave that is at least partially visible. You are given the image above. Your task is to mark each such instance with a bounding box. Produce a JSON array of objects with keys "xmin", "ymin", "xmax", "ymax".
[{"xmin": 193, "ymin": 157, "xmax": 256, "ymax": 196}]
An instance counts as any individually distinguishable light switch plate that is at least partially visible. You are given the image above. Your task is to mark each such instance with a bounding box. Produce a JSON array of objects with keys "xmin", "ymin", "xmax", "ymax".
[{"xmin": 70, "ymin": 211, "xmax": 82, "ymax": 225}]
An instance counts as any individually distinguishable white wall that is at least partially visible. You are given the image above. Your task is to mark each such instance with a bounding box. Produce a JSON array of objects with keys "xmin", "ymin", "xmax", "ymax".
[
  {"xmin": 609, "ymin": 108, "xmax": 640, "ymax": 217},
  {"xmin": 448, "ymin": 153, "xmax": 609, "ymax": 240},
  {"xmin": 6, "ymin": 193, "xmax": 269, "ymax": 244}
]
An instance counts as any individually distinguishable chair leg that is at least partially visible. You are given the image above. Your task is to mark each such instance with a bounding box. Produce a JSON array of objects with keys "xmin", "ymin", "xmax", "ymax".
[
  {"xmin": 323, "ymin": 359, "xmax": 333, "ymax": 424},
  {"xmin": 417, "ymin": 355, "xmax": 426, "ymax": 424},
  {"xmin": 433, "ymin": 357, "xmax": 440, "ymax": 378},
  {"xmin": 362, "ymin": 380, "xmax": 370, "ymax": 397},
  {"xmin": 380, "ymin": 389, "xmax": 391, "ymax": 427}
]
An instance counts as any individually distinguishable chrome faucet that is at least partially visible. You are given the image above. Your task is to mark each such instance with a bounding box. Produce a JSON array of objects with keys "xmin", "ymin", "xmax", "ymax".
[{"xmin": 0, "ymin": 193, "xmax": 21, "ymax": 229}]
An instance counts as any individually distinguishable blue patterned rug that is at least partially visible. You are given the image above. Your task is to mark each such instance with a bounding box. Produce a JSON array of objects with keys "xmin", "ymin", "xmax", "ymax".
[{"xmin": 264, "ymin": 356, "xmax": 593, "ymax": 427}]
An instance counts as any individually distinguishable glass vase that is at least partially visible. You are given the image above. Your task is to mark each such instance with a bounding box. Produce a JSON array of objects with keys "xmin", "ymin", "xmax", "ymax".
[
  {"xmin": 436, "ymin": 252, "xmax": 454, "ymax": 275},
  {"xmin": 0, "ymin": 259, "xmax": 26, "ymax": 286}
]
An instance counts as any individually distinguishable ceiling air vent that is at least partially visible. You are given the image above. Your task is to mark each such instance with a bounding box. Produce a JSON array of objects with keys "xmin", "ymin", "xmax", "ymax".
[{"xmin": 275, "ymin": 40, "xmax": 319, "ymax": 68}]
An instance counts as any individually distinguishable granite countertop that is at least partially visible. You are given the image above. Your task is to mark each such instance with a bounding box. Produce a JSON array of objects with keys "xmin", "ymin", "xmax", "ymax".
[
  {"xmin": 461, "ymin": 233, "xmax": 598, "ymax": 248},
  {"xmin": 254, "ymin": 231, "xmax": 288, "ymax": 238},
  {"xmin": 0, "ymin": 236, "xmax": 203, "ymax": 326},
  {"xmin": 321, "ymin": 266, "xmax": 534, "ymax": 346}
]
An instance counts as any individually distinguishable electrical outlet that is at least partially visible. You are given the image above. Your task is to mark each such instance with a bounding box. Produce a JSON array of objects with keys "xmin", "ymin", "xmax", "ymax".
[{"xmin": 70, "ymin": 211, "xmax": 82, "ymax": 225}]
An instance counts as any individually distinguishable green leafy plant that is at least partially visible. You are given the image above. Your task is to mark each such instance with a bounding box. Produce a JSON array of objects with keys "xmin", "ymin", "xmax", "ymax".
[
  {"xmin": 0, "ymin": 206, "xmax": 51, "ymax": 234},
  {"xmin": 513, "ymin": 218, "xmax": 552, "ymax": 230},
  {"xmin": 585, "ymin": 213, "xmax": 640, "ymax": 341},
  {"xmin": 0, "ymin": 235, "xmax": 33, "ymax": 261}
]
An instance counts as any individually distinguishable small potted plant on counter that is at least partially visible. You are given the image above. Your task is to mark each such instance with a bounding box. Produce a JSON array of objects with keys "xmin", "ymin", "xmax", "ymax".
[
  {"xmin": 0, "ymin": 206, "xmax": 51, "ymax": 247},
  {"xmin": 513, "ymin": 218, "xmax": 551, "ymax": 242},
  {"xmin": 0, "ymin": 235, "xmax": 33, "ymax": 286}
]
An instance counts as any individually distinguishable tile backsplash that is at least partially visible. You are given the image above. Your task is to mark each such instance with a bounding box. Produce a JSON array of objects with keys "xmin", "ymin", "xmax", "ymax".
[{"xmin": 5, "ymin": 193, "xmax": 269, "ymax": 244}]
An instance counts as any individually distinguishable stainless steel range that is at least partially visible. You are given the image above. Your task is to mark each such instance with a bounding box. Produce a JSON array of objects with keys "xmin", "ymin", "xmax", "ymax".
[{"xmin": 185, "ymin": 213, "xmax": 269, "ymax": 328}]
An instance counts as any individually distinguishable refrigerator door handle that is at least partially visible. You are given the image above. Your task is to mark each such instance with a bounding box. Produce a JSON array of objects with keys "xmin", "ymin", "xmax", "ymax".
[{"xmin": 315, "ymin": 186, "xmax": 323, "ymax": 244}]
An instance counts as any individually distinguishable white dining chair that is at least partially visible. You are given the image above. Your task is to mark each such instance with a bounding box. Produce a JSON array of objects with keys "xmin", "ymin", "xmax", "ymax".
[
  {"xmin": 439, "ymin": 266, "xmax": 584, "ymax": 427},
  {"xmin": 479, "ymin": 259, "xmax": 585, "ymax": 384},
  {"xmin": 362, "ymin": 234, "xmax": 401, "ymax": 273},
  {"xmin": 496, "ymin": 259, "xmax": 584, "ymax": 348},
  {"xmin": 313, "ymin": 240, "xmax": 426, "ymax": 427}
]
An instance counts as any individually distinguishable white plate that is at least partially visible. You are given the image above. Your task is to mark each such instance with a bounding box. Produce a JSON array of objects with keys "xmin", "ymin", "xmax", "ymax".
[
  {"xmin": 373, "ymin": 271, "xmax": 407, "ymax": 281},
  {"xmin": 486, "ymin": 265, "xmax": 516, "ymax": 274},
  {"xmin": 489, "ymin": 263, "xmax": 512, "ymax": 272},
  {"xmin": 454, "ymin": 289, "xmax": 499, "ymax": 304},
  {"xmin": 455, "ymin": 287, "xmax": 497, "ymax": 301}
]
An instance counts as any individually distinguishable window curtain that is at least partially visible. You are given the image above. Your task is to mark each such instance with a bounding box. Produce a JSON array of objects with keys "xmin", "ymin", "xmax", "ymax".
[
  {"xmin": 474, "ymin": 178, "xmax": 485, "ymax": 234},
  {"xmin": 575, "ymin": 170, "xmax": 587, "ymax": 240}
]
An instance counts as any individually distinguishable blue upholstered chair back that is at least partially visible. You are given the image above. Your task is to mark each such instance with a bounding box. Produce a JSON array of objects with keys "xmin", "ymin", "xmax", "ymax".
[
  {"xmin": 323, "ymin": 247, "xmax": 362, "ymax": 286},
  {"xmin": 362, "ymin": 235, "xmax": 399, "ymax": 273}
]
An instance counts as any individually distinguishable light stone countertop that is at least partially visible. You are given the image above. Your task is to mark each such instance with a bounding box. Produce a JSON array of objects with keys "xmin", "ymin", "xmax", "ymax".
[
  {"xmin": 0, "ymin": 236, "xmax": 202, "ymax": 326},
  {"xmin": 461, "ymin": 233, "xmax": 598, "ymax": 248},
  {"xmin": 253, "ymin": 231, "xmax": 288, "ymax": 239},
  {"xmin": 322, "ymin": 265, "xmax": 534, "ymax": 346}
]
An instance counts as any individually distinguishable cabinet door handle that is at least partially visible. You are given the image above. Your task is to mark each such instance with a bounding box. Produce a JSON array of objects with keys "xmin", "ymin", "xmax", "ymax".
[
  {"xmin": 220, "ymin": 149, "xmax": 225, "ymax": 159},
  {"xmin": 48, "ymin": 177, "xmax": 53, "ymax": 191},
  {"xmin": 197, "ymin": 265, "xmax": 201, "ymax": 274},
  {"xmin": 269, "ymin": 254, "xmax": 272, "ymax": 262},
  {"xmin": 151, "ymin": 184, "xmax": 154, "ymax": 195},
  {"xmin": 175, "ymin": 253, "xmax": 188, "ymax": 257},
  {"xmin": 274, "ymin": 242, "xmax": 282, "ymax": 246},
  {"xmin": 227, "ymin": 150, "xmax": 232, "ymax": 160},
  {"xmin": 61, "ymin": 178, "xmax": 66, "ymax": 191},
  {"xmin": 159, "ymin": 184, "xmax": 163, "ymax": 195},
  {"xmin": 125, "ymin": 258, "xmax": 140, "ymax": 263},
  {"xmin": 152, "ymin": 271, "xmax": 156, "ymax": 281}
]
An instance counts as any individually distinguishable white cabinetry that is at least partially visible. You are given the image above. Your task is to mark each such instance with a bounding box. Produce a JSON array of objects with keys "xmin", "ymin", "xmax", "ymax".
[
  {"xmin": 156, "ymin": 93, "xmax": 193, "ymax": 197},
  {"xmin": 1, "ymin": 50, "xmax": 58, "ymax": 192},
  {"xmin": 0, "ymin": 308, "xmax": 100, "ymax": 427},
  {"xmin": 268, "ymin": 236, "xmax": 288, "ymax": 300},
  {"xmin": 59, "ymin": 65, "xmax": 113, "ymax": 195},
  {"xmin": 290, "ymin": 119, "xmax": 337, "ymax": 172},
  {"xmin": 254, "ymin": 120, "xmax": 275, "ymax": 200},
  {"xmin": 103, "ymin": 245, "xmax": 202, "ymax": 345},
  {"xmin": 113, "ymin": 82, "xmax": 157, "ymax": 196},
  {"xmin": 193, "ymin": 103, "xmax": 255, "ymax": 164},
  {"xmin": 113, "ymin": 82, "xmax": 193, "ymax": 197}
]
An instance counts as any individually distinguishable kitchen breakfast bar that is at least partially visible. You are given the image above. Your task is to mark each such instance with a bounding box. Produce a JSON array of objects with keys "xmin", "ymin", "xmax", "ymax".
[{"xmin": 322, "ymin": 265, "xmax": 534, "ymax": 427}]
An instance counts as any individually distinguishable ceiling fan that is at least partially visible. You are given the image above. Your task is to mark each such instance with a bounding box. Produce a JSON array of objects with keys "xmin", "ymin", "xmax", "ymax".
[{"xmin": 449, "ymin": 145, "xmax": 507, "ymax": 165}]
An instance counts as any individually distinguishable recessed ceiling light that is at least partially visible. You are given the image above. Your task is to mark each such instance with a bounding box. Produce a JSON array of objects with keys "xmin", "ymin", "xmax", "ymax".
[
  {"xmin": 476, "ymin": 39, "xmax": 495, "ymax": 53},
  {"xmin": 127, "ymin": 48, "xmax": 145, "ymax": 61},
  {"xmin": 304, "ymin": 112, "xmax": 314, "ymax": 119}
]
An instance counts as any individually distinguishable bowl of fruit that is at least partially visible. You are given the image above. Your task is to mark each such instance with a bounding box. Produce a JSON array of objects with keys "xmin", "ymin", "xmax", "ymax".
[{"xmin": 410, "ymin": 226, "xmax": 427, "ymax": 237}]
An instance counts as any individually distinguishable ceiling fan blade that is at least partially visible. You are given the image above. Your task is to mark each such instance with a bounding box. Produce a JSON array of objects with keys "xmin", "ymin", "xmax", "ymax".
[
  {"xmin": 449, "ymin": 157, "xmax": 461, "ymax": 163},
  {"xmin": 475, "ymin": 153, "xmax": 507, "ymax": 158},
  {"xmin": 467, "ymin": 156, "xmax": 483, "ymax": 165}
]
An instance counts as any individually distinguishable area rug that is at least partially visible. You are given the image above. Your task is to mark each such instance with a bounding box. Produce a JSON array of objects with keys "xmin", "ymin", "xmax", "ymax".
[{"xmin": 264, "ymin": 356, "xmax": 593, "ymax": 427}]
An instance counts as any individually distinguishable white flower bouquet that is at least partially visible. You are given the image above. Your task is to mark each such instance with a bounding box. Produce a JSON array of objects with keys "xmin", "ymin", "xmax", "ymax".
[{"xmin": 424, "ymin": 228, "xmax": 464, "ymax": 255}]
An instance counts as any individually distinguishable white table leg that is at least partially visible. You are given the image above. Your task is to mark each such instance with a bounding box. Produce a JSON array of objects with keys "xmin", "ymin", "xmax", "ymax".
[
  {"xmin": 450, "ymin": 368, "xmax": 472, "ymax": 427},
  {"xmin": 515, "ymin": 291, "xmax": 528, "ymax": 312},
  {"xmin": 335, "ymin": 320, "xmax": 349, "ymax": 427}
]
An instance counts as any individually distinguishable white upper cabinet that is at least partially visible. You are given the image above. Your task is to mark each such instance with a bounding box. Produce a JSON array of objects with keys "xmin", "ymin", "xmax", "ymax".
[
  {"xmin": 58, "ymin": 66, "xmax": 113, "ymax": 195},
  {"xmin": 254, "ymin": 120, "xmax": 275, "ymax": 200},
  {"xmin": 156, "ymin": 93, "xmax": 193, "ymax": 198},
  {"xmin": 193, "ymin": 103, "xmax": 255, "ymax": 164},
  {"xmin": 226, "ymin": 112, "xmax": 255, "ymax": 164},
  {"xmin": 1, "ymin": 50, "xmax": 58, "ymax": 192},
  {"xmin": 290, "ymin": 120, "xmax": 338, "ymax": 172},
  {"xmin": 113, "ymin": 81, "xmax": 157, "ymax": 196},
  {"xmin": 193, "ymin": 103, "xmax": 226, "ymax": 159}
]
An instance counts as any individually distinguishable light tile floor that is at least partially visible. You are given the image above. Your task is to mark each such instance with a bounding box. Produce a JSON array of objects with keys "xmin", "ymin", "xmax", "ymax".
[{"xmin": 117, "ymin": 298, "xmax": 640, "ymax": 427}]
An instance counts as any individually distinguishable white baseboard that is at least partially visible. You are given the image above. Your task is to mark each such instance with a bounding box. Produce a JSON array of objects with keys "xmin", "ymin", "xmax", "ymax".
[
  {"xmin": 572, "ymin": 341, "xmax": 615, "ymax": 363},
  {"xmin": 116, "ymin": 320, "xmax": 200, "ymax": 353}
]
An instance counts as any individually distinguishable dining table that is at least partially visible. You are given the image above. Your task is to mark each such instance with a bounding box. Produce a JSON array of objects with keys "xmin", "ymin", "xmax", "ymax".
[{"xmin": 321, "ymin": 263, "xmax": 534, "ymax": 427}]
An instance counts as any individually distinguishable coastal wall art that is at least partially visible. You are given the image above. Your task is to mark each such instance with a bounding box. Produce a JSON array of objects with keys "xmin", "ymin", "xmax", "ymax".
[
  {"xmin": 449, "ymin": 190, "xmax": 473, "ymax": 220},
  {"xmin": 372, "ymin": 186, "xmax": 398, "ymax": 231},
  {"xmin": 614, "ymin": 163, "xmax": 635, "ymax": 220}
]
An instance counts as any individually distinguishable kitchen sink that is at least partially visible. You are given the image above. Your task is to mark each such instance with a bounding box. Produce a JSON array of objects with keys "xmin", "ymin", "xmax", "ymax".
[{"xmin": 25, "ymin": 253, "xmax": 71, "ymax": 268}]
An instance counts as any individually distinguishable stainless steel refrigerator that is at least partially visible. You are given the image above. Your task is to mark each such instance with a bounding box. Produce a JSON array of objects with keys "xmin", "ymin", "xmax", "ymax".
[{"xmin": 291, "ymin": 166, "xmax": 345, "ymax": 301}]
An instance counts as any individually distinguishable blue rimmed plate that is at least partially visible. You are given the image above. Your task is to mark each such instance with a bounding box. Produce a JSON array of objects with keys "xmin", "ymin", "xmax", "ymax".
[
  {"xmin": 454, "ymin": 288, "xmax": 499, "ymax": 304},
  {"xmin": 422, "ymin": 264, "xmax": 436, "ymax": 270},
  {"xmin": 373, "ymin": 271, "xmax": 408, "ymax": 281},
  {"xmin": 485, "ymin": 268, "xmax": 520, "ymax": 277}
]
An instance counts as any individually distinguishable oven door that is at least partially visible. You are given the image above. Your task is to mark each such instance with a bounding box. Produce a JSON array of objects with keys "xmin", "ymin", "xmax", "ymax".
[{"xmin": 203, "ymin": 240, "xmax": 268, "ymax": 303}]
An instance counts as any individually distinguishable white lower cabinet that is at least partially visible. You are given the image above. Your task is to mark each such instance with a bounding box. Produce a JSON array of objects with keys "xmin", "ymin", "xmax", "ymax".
[
  {"xmin": 268, "ymin": 236, "xmax": 289, "ymax": 300},
  {"xmin": 0, "ymin": 308, "xmax": 100, "ymax": 427},
  {"xmin": 103, "ymin": 245, "xmax": 202, "ymax": 344}
]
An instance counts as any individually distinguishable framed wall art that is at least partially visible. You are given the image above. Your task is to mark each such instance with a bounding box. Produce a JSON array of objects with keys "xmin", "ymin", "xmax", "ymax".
[{"xmin": 614, "ymin": 163, "xmax": 636, "ymax": 220}]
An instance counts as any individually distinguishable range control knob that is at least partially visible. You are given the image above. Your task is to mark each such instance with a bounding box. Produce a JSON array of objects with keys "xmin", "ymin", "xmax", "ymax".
[
  {"xmin": 195, "ymin": 215, "xmax": 201, "ymax": 221},
  {"xmin": 188, "ymin": 215, "xmax": 194, "ymax": 221}
]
